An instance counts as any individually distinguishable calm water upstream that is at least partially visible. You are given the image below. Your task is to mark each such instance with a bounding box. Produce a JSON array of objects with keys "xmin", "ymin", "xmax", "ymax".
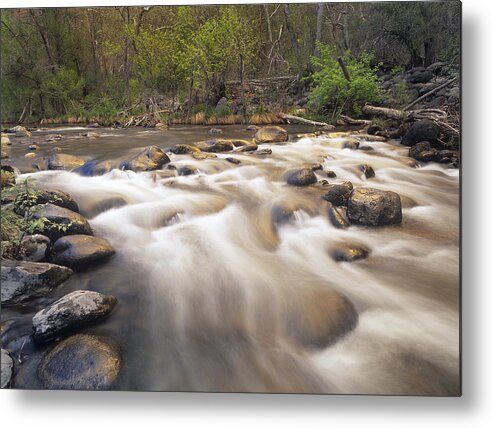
[{"xmin": 1, "ymin": 125, "xmax": 460, "ymax": 394}]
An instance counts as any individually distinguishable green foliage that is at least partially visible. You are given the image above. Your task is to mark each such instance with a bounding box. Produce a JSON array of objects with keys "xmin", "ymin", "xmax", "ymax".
[
  {"xmin": 308, "ymin": 45, "xmax": 382, "ymax": 120},
  {"xmin": 393, "ymin": 80, "xmax": 412, "ymax": 108},
  {"xmin": 391, "ymin": 65, "xmax": 405, "ymax": 76},
  {"xmin": 215, "ymin": 105, "xmax": 232, "ymax": 117}
]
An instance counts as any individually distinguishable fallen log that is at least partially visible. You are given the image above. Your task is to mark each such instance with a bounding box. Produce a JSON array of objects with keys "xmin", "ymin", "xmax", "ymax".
[
  {"xmin": 338, "ymin": 115, "xmax": 372, "ymax": 126},
  {"xmin": 278, "ymin": 113, "xmax": 334, "ymax": 129},
  {"xmin": 362, "ymin": 105, "xmax": 407, "ymax": 120}
]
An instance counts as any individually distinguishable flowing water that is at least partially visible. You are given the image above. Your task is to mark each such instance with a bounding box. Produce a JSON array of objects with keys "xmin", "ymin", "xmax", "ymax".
[{"xmin": 1, "ymin": 125, "xmax": 460, "ymax": 394}]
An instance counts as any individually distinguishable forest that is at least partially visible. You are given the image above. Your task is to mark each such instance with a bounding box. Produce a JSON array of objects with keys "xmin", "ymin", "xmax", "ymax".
[{"xmin": 0, "ymin": 2, "xmax": 460, "ymax": 125}]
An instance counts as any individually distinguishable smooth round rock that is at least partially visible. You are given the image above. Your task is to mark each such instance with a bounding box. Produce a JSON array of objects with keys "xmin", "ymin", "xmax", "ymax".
[
  {"xmin": 401, "ymin": 120, "xmax": 440, "ymax": 147},
  {"xmin": 286, "ymin": 168, "xmax": 317, "ymax": 186},
  {"xmin": 48, "ymin": 154, "xmax": 85, "ymax": 170},
  {"xmin": 322, "ymin": 182, "xmax": 353, "ymax": 206},
  {"xmin": 37, "ymin": 334, "xmax": 121, "ymax": 390},
  {"xmin": 52, "ymin": 235, "xmax": 115, "ymax": 271},
  {"xmin": 253, "ymin": 126, "xmax": 288, "ymax": 143},
  {"xmin": 19, "ymin": 234, "xmax": 50, "ymax": 262},
  {"xmin": 1, "ymin": 348, "xmax": 14, "ymax": 388},
  {"xmin": 121, "ymin": 146, "xmax": 170, "ymax": 171}
]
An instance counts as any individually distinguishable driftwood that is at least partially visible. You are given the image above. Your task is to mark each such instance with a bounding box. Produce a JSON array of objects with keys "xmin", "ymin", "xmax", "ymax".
[
  {"xmin": 404, "ymin": 76, "xmax": 458, "ymax": 111},
  {"xmin": 278, "ymin": 113, "xmax": 334, "ymax": 129},
  {"xmin": 362, "ymin": 104, "xmax": 459, "ymax": 139},
  {"xmin": 338, "ymin": 115, "xmax": 372, "ymax": 126},
  {"xmin": 123, "ymin": 109, "xmax": 169, "ymax": 128}
]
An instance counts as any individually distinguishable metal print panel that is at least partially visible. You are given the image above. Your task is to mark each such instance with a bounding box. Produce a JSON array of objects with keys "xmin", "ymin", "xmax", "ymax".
[{"xmin": 0, "ymin": 1, "xmax": 461, "ymax": 395}]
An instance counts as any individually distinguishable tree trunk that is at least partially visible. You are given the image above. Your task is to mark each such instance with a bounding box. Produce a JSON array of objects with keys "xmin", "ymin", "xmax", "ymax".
[
  {"xmin": 424, "ymin": 37, "xmax": 437, "ymax": 67},
  {"xmin": 337, "ymin": 57, "xmax": 351, "ymax": 81},
  {"xmin": 283, "ymin": 4, "xmax": 303, "ymax": 75},
  {"xmin": 314, "ymin": 3, "xmax": 324, "ymax": 56}
]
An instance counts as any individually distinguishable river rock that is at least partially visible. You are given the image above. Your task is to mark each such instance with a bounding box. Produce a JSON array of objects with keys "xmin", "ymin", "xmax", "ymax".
[
  {"xmin": 192, "ymin": 151, "xmax": 217, "ymax": 160},
  {"xmin": 121, "ymin": 146, "xmax": 170, "ymax": 171},
  {"xmin": 32, "ymin": 204, "xmax": 93, "ymax": 240},
  {"xmin": 1, "ymin": 260, "xmax": 73, "ymax": 306},
  {"xmin": 253, "ymin": 126, "xmax": 288, "ymax": 143},
  {"xmin": 409, "ymin": 141, "xmax": 439, "ymax": 162},
  {"xmin": 1, "ymin": 349, "xmax": 13, "ymax": 388},
  {"xmin": 286, "ymin": 168, "xmax": 317, "ymax": 186},
  {"xmin": 367, "ymin": 124, "xmax": 382, "ymax": 135},
  {"xmin": 343, "ymin": 139, "xmax": 360, "ymax": 150},
  {"xmin": 37, "ymin": 334, "xmax": 121, "ymax": 390},
  {"xmin": 225, "ymin": 157, "xmax": 241, "ymax": 165},
  {"xmin": 326, "ymin": 170, "xmax": 337, "ymax": 178},
  {"xmin": 52, "ymin": 235, "xmax": 115, "ymax": 271},
  {"xmin": 359, "ymin": 164, "xmax": 375, "ymax": 179},
  {"xmin": 15, "ymin": 188, "xmax": 79, "ymax": 216},
  {"xmin": 28, "ymin": 144, "xmax": 39, "ymax": 150},
  {"xmin": 328, "ymin": 206, "xmax": 350, "ymax": 229},
  {"xmin": 321, "ymin": 182, "xmax": 353, "ymax": 206},
  {"xmin": 209, "ymin": 127, "xmax": 222, "ymax": 134},
  {"xmin": 287, "ymin": 288, "xmax": 358, "ymax": 349},
  {"xmin": 24, "ymin": 152, "xmax": 36, "ymax": 158},
  {"xmin": 331, "ymin": 244, "xmax": 370, "ymax": 262},
  {"xmin": 194, "ymin": 139, "xmax": 234, "ymax": 153},
  {"xmin": 178, "ymin": 166, "xmax": 198, "ymax": 176},
  {"xmin": 169, "ymin": 144, "xmax": 200, "ymax": 154},
  {"xmin": 401, "ymin": 120, "xmax": 440, "ymax": 147},
  {"xmin": 47, "ymin": 154, "xmax": 86, "ymax": 170},
  {"xmin": 1, "ymin": 134, "xmax": 12, "ymax": 145},
  {"xmin": 255, "ymin": 148, "xmax": 273, "ymax": 156},
  {"xmin": 32, "ymin": 290, "xmax": 117, "ymax": 344},
  {"xmin": 19, "ymin": 234, "xmax": 51, "ymax": 262},
  {"xmin": 234, "ymin": 142, "xmax": 258, "ymax": 152},
  {"xmin": 347, "ymin": 188, "xmax": 402, "ymax": 226}
]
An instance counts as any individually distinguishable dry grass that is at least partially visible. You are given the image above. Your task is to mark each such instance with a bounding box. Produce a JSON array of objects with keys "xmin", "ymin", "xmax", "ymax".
[
  {"xmin": 206, "ymin": 114, "xmax": 244, "ymax": 125},
  {"xmin": 190, "ymin": 112, "xmax": 205, "ymax": 125},
  {"xmin": 249, "ymin": 113, "xmax": 283, "ymax": 125}
]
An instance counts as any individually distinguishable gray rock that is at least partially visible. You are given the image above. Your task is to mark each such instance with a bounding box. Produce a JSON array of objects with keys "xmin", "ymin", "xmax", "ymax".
[
  {"xmin": 322, "ymin": 182, "xmax": 353, "ymax": 206},
  {"xmin": 32, "ymin": 290, "xmax": 117, "ymax": 344},
  {"xmin": 409, "ymin": 141, "xmax": 439, "ymax": 162},
  {"xmin": 286, "ymin": 168, "xmax": 317, "ymax": 186},
  {"xmin": 32, "ymin": 204, "xmax": 93, "ymax": 241},
  {"xmin": 20, "ymin": 234, "xmax": 51, "ymax": 262},
  {"xmin": 359, "ymin": 164, "xmax": 375, "ymax": 179},
  {"xmin": 121, "ymin": 146, "xmax": 170, "ymax": 171},
  {"xmin": 52, "ymin": 235, "xmax": 115, "ymax": 271},
  {"xmin": 194, "ymin": 139, "xmax": 234, "ymax": 153},
  {"xmin": 1, "ymin": 349, "xmax": 13, "ymax": 389},
  {"xmin": 15, "ymin": 188, "xmax": 79, "ymax": 215},
  {"xmin": 48, "ymin": 154, "xmax": 86, "ymax": 170},
  {"xmin": 216, "ymin": 97, "xmax": 228, "ymax": 109},
  {"xmin": 326, "ymin": 170, "xmax": 337, "ymax": 178},
  {"xmin": 253, "ymin": 126, "xmax": 288, "ymax": 143},
  {"xmin": 1, "ymin": 260, "xmax": 73, "ymax": 306},
  {"xmin": 177, "ymin": 166, "xmax": 198, "ymax": 176},
  {"xmin": 28, "ymin": 144, "xmax": 40, "ymax": 150},
  {"xmin": 169, "ymin": 144, "xmax": 200, "ymax": 155},
  {"xmin": 209, "ymin": 127, "xmax": 223, "ymax": 134},
  {"xmin": 347, "ymin": 188, "xmax": 402, "ymax": 226},
  {"xmin": 401, "ymin": 120, "xmax": 440, "ymax": 147},
  {"xmin": 343, "ymin": 139, "xmax": 360, "ymax": 150},
  {"xmin": 225, "ymin": 157, "xmax": 241, "ymax": 165},
  {"xmin": 328, "ymin": 206, "xmax": 350, "ymax": 229},
  {"xmin": 37, "ymin": 334, "xmax": 121, "ymax": 390},
  {"xmin": 254, "ymin": 148, "xmax": 272, "ymax": 156}
]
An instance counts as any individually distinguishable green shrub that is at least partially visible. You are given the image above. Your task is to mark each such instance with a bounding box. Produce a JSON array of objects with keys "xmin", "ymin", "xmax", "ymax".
[
  {"xmin": 308, "ymin": 44, "xmax": 382, "ymax": 120},
  {"xmin": 393, "ymin": 79, "xmax": 412, "ymax": 107}
]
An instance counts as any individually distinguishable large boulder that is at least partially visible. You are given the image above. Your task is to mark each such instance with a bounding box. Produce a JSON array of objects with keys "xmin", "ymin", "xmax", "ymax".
[
  {"xmin": 322, "ymin": 182, "xmax": 353, "ymax": 206},
  {"xmin": 401, "ymin": 120, "xmax": 440, "ymax": 147},
  {"xmin": 32, "ymin": 290, "xmax": 117, "ymax": 344},
  {"xmin": 194, "ymin": 139, "xmax": 234, "ymax": 153},
  {"xmin": 253, "ymin": 126, "xmax": 288, "ymax": 143},
  {"xmin": 286, "ymin": 168, "xmax": 317, "ymax": 186},
  {"xmin": 15, "ymin": 188, "xmax": 79, "ymax": 216},
  {"xmin": 408, "ymin": 141, "xmax": 439, "ymax": 162},
  {"xmin": 1, "ymin": 260, "xmax": 73, "ymax": 306},
  {"xmin": 347, "ymin": 188, "xmax": 402, "ymax": 226},
  {"xmin": 408, "ymin": 70, "xmax": 434, "ymax": 83},
  {"xmin": 52, "ymin": 235, "xmax": 115, "ymax": 271},
  {"xmin": 47, "ymin": 154, "xmax": 86, "ymax": 171},
  {"xmin": 1, "ymin": 348, "xmax": 14, "ymax": 388},
  {"xmin": 19, "ymin": 234, "xmax": 51, "ymax": 262},
  {"xmin": 37, "ymin": 334, "xmax": 121, "ymax": 390},
  {"xmin": 32, "ymin": 204, "xmax": 93, "ymax": 240},
  {"xmin": 120, "ymin": 146, "xmax": 170, "ymax": 171},
  {"xmin": 287, "ymin": 288, "xmax": 358, "ymax": 349}
]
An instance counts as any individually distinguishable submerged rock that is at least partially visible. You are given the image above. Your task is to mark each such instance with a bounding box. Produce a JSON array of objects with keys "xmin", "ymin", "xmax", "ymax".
[
  {"xmin": 192, "ymin": 151, "xmax": 217, "ymax": 160},
  {"xmin": 326, "ymin": 170, "xmax": 337, "ymax": 178},
  {"xmin": 331, "ymin": 244, "xmax": 370, "ymax": 262},
  {"xmin": 343, "ymin": 139, "xmax": 360, "ymax": 150},
  {"xmin": 359, "ymin": 164, "xmax": 375, "ymax": 179},
  {"xmin": 287, "ymin": 288, "xmax": 358, "ymax": 349},
  {"xmin": 121, "ymin": 146, "xmax": 170, "ymax": 171},
  {"xmin": 254, "ymin": 148, "xmax": 272, "ymax": 156},
  {"xmin": 52, "ymin": 235, "xmax": 115, "ymax": 271},
  {"xmin": 253, "ymin": 126, "xmax": 288, "ymax": 143},
  {"xmin": 32, "ymin": 204, "xmax": 93, "ymax": 241},
  {"xmin": 321, "ymin": 182, "xmax": 353, "ymax": 206},
  {"xmin": 194, "ymin": 139, "xmax": 234, "ymax": 153},
  {"xmin": 47, "ymin": 154, "xmax": 86, "ymax": 171},
  {"xmin": 37, "ymin": 334, "xmax": 121, "ymax": 390},
  {"xmin": 19, "ymin": 234, "xmax": 51, "ymax": 262},
  {"xmin": 286, "ymin": 168, "xmax": 317, "ymax": 186},
  {"xmin": 401, "ymin": 120, "xmax": 440, "ymax": 147},
  {"xmin": 177, "ymin": 166, "xmax": 198, "ymax": 176},
  {"xmin": 1, "ymin": 349, "xmax": 13, "ymax": 388},
  {"xmin": 225, "ymin": 157, "xmax": 241, "ymax": 165},
  {"xmin": 328, "ymin": 206, "xmax": 350, "ymax": 229},
  {"xmin": 347, "ymin": 188, "xmax": 402, "ymax": 226},
  {"xmin": 1, "ymin": 260, "xmax": 73, "ymax": 306},
  {"xmin": 32, "ymin": 290, "xmax": 117, "ymax": 344},
  {"xmin": 234, "ymin": 142, "xmax": 258, "ymax": 152}
]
